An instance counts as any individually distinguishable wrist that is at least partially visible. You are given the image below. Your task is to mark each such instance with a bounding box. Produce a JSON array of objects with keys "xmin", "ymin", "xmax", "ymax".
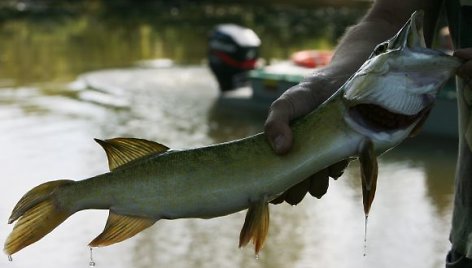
[{"xmin": 298, "ymin": 67, "xmax": 351, "ymax": 105}]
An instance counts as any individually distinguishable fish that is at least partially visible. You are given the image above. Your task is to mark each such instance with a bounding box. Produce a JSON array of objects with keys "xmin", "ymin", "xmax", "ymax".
[{"xmin": 4, "ymin": 10, "xmax": 461, "ymax": 258}]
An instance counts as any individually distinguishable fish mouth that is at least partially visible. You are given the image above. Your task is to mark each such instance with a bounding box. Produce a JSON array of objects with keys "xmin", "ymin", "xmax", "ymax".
[{"xmin": 348, "ymin": 103, "xmax": 428, "ymax": 132}]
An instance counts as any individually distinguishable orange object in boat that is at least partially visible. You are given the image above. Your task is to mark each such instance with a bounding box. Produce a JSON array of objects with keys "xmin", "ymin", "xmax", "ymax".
[{"xmin": 291, "ymin": 50, "xmax": 333, "ymax": 68}]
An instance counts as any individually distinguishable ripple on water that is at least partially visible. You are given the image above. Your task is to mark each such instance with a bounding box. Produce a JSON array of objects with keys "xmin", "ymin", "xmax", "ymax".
[{"xmin": 0, "ymin": 66, "xmax": 458, "ymax": 268}]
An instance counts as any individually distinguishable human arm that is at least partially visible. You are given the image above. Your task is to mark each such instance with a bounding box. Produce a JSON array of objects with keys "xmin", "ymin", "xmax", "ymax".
[{"xmin": 267, "ymin": 0, "xmax": 444, "ymax": 205}]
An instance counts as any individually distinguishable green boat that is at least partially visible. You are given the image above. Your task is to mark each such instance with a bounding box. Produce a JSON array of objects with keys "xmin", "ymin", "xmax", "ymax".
[
  {"xmin": 208, "ymin": 24, "xmax": 458, "ymax": 138},
  {"xmin": 217, "ymin": 60, "xmax": 459, "ymax": 139}
]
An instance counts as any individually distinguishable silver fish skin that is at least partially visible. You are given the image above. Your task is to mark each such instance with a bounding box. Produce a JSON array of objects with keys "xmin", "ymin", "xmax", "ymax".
[{"xmin": 4, "ymin": 10, "xmax": 461, "ymax": 256}]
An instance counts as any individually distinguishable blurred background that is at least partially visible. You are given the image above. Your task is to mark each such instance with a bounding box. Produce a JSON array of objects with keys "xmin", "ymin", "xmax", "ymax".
[{"xmin": 0, "ymin": 1, "xmax": 458, "ymax": 268}]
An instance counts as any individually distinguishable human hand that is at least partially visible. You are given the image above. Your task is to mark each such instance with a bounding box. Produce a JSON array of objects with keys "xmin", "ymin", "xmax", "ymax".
[
  {"xmin": 264, "ymin": 75, "xmax": 335, "ymax": 154},
  {"xmin": 270, "ymin": 159, "xmax": 350, "ymax": 205},
  {"xmin": 264, "ymin": 74, "xmax": 350, "ymax": 205}
]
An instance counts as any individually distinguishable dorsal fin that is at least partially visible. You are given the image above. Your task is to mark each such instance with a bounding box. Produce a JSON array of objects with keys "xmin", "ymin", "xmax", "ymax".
[{"xmin": 94, "ymin": 138, "xmax": 170, "ymax": 171}]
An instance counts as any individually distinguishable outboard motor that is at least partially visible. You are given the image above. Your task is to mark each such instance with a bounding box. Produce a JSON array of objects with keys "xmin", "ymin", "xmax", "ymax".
[{"xmin": 208, "ymin": 24, "xmax": 261, "ymax": 91}]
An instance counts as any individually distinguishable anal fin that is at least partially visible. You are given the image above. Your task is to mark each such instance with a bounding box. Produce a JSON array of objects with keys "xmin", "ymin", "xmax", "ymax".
[
  {"xmin": 89, "ymin": 211, "xmax": 156, "ymax": 247},
  {"xmin": 239, "ymin": 200, "xmax": 270, "ymax": 254}
]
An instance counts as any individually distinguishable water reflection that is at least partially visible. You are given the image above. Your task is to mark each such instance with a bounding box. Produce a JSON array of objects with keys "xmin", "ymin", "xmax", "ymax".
[
  {"xmin": 385, "ymin": 137, "xmax": 457, "ymax": 216},
  {"xmin": 0, "ymin": 2, "xmax": 366, "ymax": 85},
  {"xmin": 0, "ymin": 65, "xmax": 458, "ymax": 268},
  {"xmin": 207, "ymin": 103, "xmax": 266, "ymax": 143}
]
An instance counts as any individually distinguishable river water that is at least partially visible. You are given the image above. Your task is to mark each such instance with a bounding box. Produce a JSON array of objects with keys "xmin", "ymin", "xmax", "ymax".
[
  {"xmin": 0, "ymin": 65, "xmax": 459, "ymax": 268},
  {"xmin": 0, "ymin": 2, "xmax": 459, "ymax": 268}
]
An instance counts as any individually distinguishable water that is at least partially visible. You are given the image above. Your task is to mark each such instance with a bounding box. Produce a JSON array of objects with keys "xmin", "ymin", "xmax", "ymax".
[
  {"xmin": 0, "ymin": 2, "xmax": 458, "ymax": 268},
  {"xmin": 364, "ymin": 216, "xmax": 368, "ymax": 257},
  {"xmin": 0, "ymin": 65, "xmax": 458, "ymax": 268},
  {"xmin": 89, "ymin": 248, "xmax": 95, "ymax": 267}
]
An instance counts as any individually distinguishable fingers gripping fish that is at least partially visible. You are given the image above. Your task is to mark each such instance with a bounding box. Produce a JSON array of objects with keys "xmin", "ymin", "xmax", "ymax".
[{"xmin": 4, "ymin": 11, "xmax": 461, "ymax": 258}]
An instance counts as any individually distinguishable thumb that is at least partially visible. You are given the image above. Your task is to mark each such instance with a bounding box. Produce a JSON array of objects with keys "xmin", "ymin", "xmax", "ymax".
[
  {"xmin": 264, "ymin": 76, "xmax": 339, "ymax": 154},
  {"xmin": 264, "ymin": 98, "xmax": 294, "ymax": 154}
]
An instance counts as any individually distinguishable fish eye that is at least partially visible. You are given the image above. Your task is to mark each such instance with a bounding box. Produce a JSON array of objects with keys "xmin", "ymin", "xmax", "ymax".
[{"xmin": 373, "ymin": 42, "xmax": 389, "ymax": 55}]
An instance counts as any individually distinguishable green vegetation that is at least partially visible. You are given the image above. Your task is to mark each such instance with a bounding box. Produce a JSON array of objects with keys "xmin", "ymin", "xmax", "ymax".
[{"xmin": 0, "ymin": 1, "xmax": 368, "ymax": 85}]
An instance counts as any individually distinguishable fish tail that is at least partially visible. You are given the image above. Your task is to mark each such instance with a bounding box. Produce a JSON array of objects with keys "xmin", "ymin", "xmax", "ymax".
[{"xmin": 4, "ymin": 179, "xmax": 75, "ymax": 256}]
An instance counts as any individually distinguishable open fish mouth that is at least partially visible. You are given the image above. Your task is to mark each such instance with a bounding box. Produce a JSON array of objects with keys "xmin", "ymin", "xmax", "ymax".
[{"xmin": 348, "ymin": 103, "xmax": 428, "ymax": 132}]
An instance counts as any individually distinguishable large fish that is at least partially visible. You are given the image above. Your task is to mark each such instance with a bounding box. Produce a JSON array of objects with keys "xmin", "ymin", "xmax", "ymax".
[{"xmin": 4, "ymin": 11, "xmax": 461, "ymax": 258}]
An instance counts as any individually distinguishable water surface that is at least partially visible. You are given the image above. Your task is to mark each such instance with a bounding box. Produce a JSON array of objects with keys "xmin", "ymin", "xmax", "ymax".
[
  {"xmin": 0, "ymin": 66, "xmax": 458, "ymax": 268},
  {"xmin": 0, "ymin": 3, "xmax": 458, "ymax": 267}
]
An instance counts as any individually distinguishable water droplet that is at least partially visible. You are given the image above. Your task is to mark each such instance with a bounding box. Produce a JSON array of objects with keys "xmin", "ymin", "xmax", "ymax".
[
  {"xmin": 7, "ymin": 255, "xmax": 12, "ymax": 262},
  {"xmin": 255, "ymin": 254, "xmax": 260, "ymax": 260},
  {"xmin": 363, "ymin": 215, "xmax": 368, "ymax": 257},
  {"xmin": 89, "ymin": 247, "xmax": 96, "ymax": 267}
]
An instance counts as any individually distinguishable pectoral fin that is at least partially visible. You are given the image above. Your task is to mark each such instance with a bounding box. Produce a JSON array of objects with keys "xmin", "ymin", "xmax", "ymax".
[
  {"xmin": 239, "ymin": 200, "xmax": 270, "ymax": 254},
  {"xmin": 358, "ymin": 139, "xmax": 378, "ymax": 216},
  {"xmin": 89, "ymin": 212, "xmax": 156, "ymax": 247}
]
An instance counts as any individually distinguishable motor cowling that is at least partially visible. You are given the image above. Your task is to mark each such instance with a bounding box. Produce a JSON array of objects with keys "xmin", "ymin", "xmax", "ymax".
[{"xmin": 208, "ymin": 24, "xmax": 261, "ymax": 91}]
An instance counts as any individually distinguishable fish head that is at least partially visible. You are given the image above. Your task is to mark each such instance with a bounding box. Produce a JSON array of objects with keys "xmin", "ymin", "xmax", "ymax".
[{"xmin": 342, "ymin": 10, "xmax": 461, "ymax": 148}]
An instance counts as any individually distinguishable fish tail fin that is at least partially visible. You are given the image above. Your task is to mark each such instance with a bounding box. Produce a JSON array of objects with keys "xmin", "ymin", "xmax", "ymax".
[
  {"xmin": 239, "ymin": 201, "xmax": 270, "ymax": 254},
  {"xmin": 4, "ymin": 180, "xmax": 75, "ymax": 256}
]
